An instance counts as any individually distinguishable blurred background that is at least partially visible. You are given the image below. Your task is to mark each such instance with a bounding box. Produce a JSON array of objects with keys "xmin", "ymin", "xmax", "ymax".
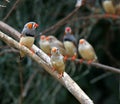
[{"xmin": 0, "ymin": 0, "xmax": 120, "ymax": 104}]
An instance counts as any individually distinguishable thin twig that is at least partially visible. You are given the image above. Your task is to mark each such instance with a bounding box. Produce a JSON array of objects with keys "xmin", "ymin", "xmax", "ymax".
[
  {"xmin": 0, "ymin": 48, "xmax": 19, "ymax": 55},
  {"xmin": 90, "ymin": 72, "xmax": 112, "ymax": 84},
  {"xmin": 40, "ymin": 13, "xmax": 120, "ymax": 36},
  {"xmin": 18, "ymin": 63, "xmax": 24, "ymax": 104},
  {"xmin": 40, "ymin": 7, "xmax": 81, "ymax": 35},
  {"xmin": 3, "ymin": 0, "xmax": 20, "ymax": 21},
  {"xmin": 67, "ymin": 58, "xmax": 120, "ymax": 74},
  {"xmin": 22, "ymin": 71, "xmax": 37, "ymax": 98}
]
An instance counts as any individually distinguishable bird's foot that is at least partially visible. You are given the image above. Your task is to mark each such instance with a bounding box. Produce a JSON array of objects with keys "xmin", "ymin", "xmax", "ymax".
[
  {"xmin": 64, "ymin": 56, "xmax": 68, "ymax": 61},
  {"xmin": 79, "ymin": 59, "xmax": 84, "ymax": 63},
  {"xmin": 48, "ymin": 54, "xmax": 51, "ymax": 57},
  {"xmin": 57, "ymin": 73, "xmax": 63, "ymax": 79},
  {"xmin": 104, "ymin": 13, "xmax": 110, "ymax": 18},
  {"xmin": 87, "ymin": 60, "xmax": 93, "ymax": 64},
  {"xmin": 52, "ymin": 67, "xmax": 56, "ymax": 72},
  {"xmin": 30, "ymin": 48, "xmax": 35, "ymax": 55},
  {"xmin": 71, "ymin": 55, "xmax": 76, "ymax": 61}
]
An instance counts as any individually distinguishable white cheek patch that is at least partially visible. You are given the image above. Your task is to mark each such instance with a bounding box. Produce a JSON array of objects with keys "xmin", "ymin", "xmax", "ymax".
[{"xmin": 33, "ymin": 24, "xmax": 36, "ymax": 28}]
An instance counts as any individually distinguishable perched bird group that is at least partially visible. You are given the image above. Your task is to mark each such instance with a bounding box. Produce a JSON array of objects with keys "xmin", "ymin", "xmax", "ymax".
[
  {"xmin": 18, "ymin": 0, "xmax": 120, "ymax": 78},
  {"xmin": 39, "ymin": 27, "xmax": 98, "ymax": 78},
  {"xmin": 19, "ymin": 22, "xmax": 97, "ymax": 78}
]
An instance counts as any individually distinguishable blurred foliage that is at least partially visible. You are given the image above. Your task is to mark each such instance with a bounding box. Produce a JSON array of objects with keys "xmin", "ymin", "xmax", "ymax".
[{"xmin": 0, "ymin": 0, "xmax": 120, "ymax": 104}]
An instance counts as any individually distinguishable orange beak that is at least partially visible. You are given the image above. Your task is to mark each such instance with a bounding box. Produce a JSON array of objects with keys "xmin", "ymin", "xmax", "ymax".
[
  {"xmin": 46, "ymin": 36, "xmax": 50, "ymax": 41},
  {"xmin": 52, "ymin": 47, "xmax": 57, "ymax": 52},
  {"xmin": 79, "ymin": 39, "xmax": 85, "ymax": 44},
  {"xmin": 34, "ymin": 23, "xmax": 39, "ymax": 28},
  {"xmin": 40, "ymin": 35, "xmax": 45, "ymax": 40}
]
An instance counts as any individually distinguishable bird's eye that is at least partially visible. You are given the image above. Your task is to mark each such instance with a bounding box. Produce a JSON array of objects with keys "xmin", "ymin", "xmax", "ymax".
[{"xmin": 27, "ymin": 23, "xmax": 33, "ymax": 29}]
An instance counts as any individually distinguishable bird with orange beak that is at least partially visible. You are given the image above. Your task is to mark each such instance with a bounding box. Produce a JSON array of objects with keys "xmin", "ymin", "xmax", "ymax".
[
  {"xmin": 19, "ymin": 22, "xmax": 39, "ymax": 60},
  {"xmin": 39, "ymin": 35, "xmax": 51, "ymax": 55},
  {"xmin": 46, "ymin": 35, "xmax": 66, "ymax": 56},
  {"xmin": 50, "ymin": 47, "xmax": 65, "ymax": 78},
  {"xmin": 78, "ymin": 39, "xmax": 97, "ymax": 63},
  {"xmin": 63, "ymin": 27, "xmax": 77, "ymax": 61}
]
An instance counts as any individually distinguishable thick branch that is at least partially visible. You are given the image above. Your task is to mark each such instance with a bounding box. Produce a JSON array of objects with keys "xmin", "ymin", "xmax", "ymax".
[{"xmin": 0, "ymin": 31, "xmax": 93, "ymax": 104}]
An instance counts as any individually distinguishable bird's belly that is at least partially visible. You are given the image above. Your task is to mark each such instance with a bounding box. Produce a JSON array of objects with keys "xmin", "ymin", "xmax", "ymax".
[
  {"xmin": 80, "ymin": 49, "xmax": 95, "ymax": 61},
  {"xmin": 52, "ymin": 61, "xmax": 65, "ymax": 73},
  {"xmin": 40, "ymin": 43, "xmax": 51, "ymax": 54},
  {"xmin": 64, "ymin": 41, "xmax": 76, "ymax": 57},
  {"xmin": 20, "ymin": 37, "xmax": 35, "ymax": 49},
  {"xmin": 103, "ymin": 1, "xmax": 115, "ymax": 14}
]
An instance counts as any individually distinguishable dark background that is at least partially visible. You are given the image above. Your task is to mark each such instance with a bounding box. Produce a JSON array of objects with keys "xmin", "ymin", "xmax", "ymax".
[{"xmin": 0, "ymin": 0, "xmax": 120, "ymax": 104}]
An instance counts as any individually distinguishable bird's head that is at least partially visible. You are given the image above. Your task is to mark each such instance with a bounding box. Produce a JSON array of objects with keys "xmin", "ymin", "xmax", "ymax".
[
  {"xmin": 79, "ymin": 39, "xmax": 86, "ymax": 45},
  {"xmin": 46, "ymin": 36, "xmax": 50, "ymax": 41},
  {"xmin": 46, "ymin": 36, "xmax": 56, "ymax": 42},
  {"xmin": 65, "ymin": 27, "xmax": 72, "ymax": 34},
  {"xmin": 24, "ymin": 22, "xmax": 39, "ymax": 30},
  {"xmin": 51, "ymin": 47, "xmax": 59, "ymax": 55},
  {"xmin": 40, "ymin": 35, "xmax": 46, "ymax": 40}
]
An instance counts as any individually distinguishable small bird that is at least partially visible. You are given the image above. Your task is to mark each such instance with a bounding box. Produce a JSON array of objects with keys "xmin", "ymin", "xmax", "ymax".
[
  {"xmin": 115, "ymin": 4, "xmax": 120, "ymax": 15},
  {"xmin": 50, "ymin": 47, "xmax": 65, "ymax": 78},
  {"xmin": 46, "ymin": 35, "xmax": 66, "ymax": 56},
  {"xmin": 102, "ymin": 0, "xmax": 116, "ymax": 14},
  {"xmin": 63, "ymin": 27, "xmax": 77, "ymax": 60},
  {"xmin": 78, "ymin": 39, "xmax": 97, "ymax": 63},
  {"xmin": 19, "ymin": 22, "xmax": 39, "ymax": 60},
  {"xmin": 113, "ymin": 0, "xmax": 120, "ymax": 15},
  {"xmin": 39, "ymin": 35, "xmax": 51, "ymax": 55}
]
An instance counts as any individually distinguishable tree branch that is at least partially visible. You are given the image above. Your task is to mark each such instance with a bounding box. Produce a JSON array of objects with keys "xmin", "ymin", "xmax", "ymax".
[
  {"xmin": 0, "ymin": 31, "xmax": 94, "ymax": 104},
  {"xmin": 67, "ymin": 58, "xmax": 120, "ymax": 74},
  {"xmin": 40, "ymin": 6, "xmax": 81, "ymax": 35},
  {"xmin": 3, "ymin": 0, "xmax": 20, "ymax": 21},
  {"xmin": 22, "ymin": 71, "xmax": 37, "ymax": 98}
]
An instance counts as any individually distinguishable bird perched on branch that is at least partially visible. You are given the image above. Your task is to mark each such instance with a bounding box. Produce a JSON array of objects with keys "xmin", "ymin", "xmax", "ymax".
[
  {"xmin": 46, "ymin": 35, "xmax": 66, "ymax": 56},
  {"xmin": 50, "ymin": 47, "xmax": 65, "ymax": 78},
  {"xmin": 113, "ymin": 0, "xmax": 120, "ymax": 16},
  {"xmin": 78, "ymin": 39, "xmax": 97, "ymax": 63},
  {"xmin": 102, "ymin": 0, "xmax": 120, "ymax": 16},
  {"xmin": 102, "ymin": 0, "xmax": 116, "ymax": 15},
  {"xmin": 19, "ymin": 22, "xmax": 39, "ymax": 60},
  {"xmin": 39, "ymin": 35, "xmax": 51, "ymax": 55},
  {"xmin": 63, "ymin": 27, "xmax": 77, "ymax": 61}
]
